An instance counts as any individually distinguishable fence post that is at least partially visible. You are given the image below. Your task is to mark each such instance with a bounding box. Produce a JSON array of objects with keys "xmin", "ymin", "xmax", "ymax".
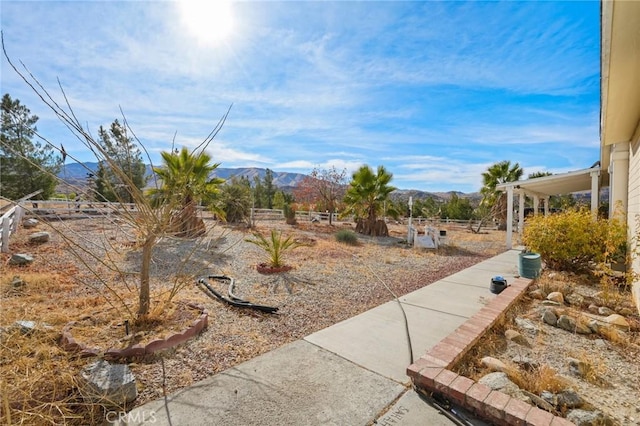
[
  {"xmin": 1, "ymin": 214, "xmax": 11, "ymax": 253},
  {"xmin": 12, "ymin": 206, "xmax": 24, "ymax": 232}
]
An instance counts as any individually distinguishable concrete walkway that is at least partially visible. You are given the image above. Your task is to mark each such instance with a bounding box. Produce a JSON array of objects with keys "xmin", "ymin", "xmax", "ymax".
[{"xmin": 124, "ymin": 249, "xmax": 522, "ymax": 426}]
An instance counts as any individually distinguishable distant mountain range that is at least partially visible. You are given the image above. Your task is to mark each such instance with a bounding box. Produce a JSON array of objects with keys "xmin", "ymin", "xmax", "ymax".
[{"xmin": 58, "ymin": 162, "xmax": 481, "ymax": 202}]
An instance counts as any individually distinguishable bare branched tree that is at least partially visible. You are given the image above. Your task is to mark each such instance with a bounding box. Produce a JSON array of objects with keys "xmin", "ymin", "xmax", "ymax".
[{"xmin": 2, "ymin": 34, "xmax": 231, "ymax": 320}]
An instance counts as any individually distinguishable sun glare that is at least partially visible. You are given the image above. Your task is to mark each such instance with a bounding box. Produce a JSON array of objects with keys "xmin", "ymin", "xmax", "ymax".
[{"xmin": 178, "ymin": 0, "xmax": 234, "ymax": 44}]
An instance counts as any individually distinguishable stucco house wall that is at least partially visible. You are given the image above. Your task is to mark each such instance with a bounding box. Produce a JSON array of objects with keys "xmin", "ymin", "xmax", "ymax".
[{"xmin": 628, "ymin": 136, "xmax": 640, "ymax": 308}]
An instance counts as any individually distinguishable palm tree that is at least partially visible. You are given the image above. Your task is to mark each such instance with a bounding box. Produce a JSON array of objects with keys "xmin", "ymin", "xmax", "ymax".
[
  {"xmin": 480, "ymin": 160, "xmax": 523, "ymax": 230},
  {"xmin": 342, "ymin": 165, "xmax": 396, "ymax": 236},
  {"xmin": 147, "ymin": 147, "xmax": 225, "ymax": 237}
]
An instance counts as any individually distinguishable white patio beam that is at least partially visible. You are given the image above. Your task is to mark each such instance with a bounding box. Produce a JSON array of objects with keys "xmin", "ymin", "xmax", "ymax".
[{"xmin": 505, "ymin": 185, "xmax": 514, "ymax": 250}]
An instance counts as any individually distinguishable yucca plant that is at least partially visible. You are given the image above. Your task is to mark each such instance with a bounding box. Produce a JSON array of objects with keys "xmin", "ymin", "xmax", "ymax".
[{"xmin": 245, "ymin": 229, "xmax": 306, "ymax": 268}]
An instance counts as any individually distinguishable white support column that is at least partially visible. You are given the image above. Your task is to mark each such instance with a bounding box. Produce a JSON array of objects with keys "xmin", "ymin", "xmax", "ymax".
[
  {"xmin": 609, "ymin": 142, "xmax": 629, "ymax": 219},
  {"xmin": 533, "ymin": 196, "xmax": 539, "ymax": 215},
  {"xmin": 518, "ymin": 192, "xmax": 525, "ymax": 236},
  {"xmin": 544, "ymin": 198, "xmax": 550, "ymax": 215},
  {"xmin": 506, "ymin": 186, "xmax": 514, "ymax": 250},
  {"xmin": 590, "ymin": 169, "xmax": 600, "ymax": 217}
]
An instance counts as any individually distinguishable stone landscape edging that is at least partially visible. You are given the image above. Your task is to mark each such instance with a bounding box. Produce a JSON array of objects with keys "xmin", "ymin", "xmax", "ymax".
[
  {"xmin": 407, "ymin": 277, "xmax": 575, "ymax": 426},
  {"xmin": 61, "ymin": 303, "xmax": 208, "ymax": 359}
]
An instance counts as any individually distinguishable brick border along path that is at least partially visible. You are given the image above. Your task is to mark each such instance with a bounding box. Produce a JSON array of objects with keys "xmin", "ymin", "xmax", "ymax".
[{"xmin": 406, "ymin": 277, "xmax": 574, "ymax": 426}]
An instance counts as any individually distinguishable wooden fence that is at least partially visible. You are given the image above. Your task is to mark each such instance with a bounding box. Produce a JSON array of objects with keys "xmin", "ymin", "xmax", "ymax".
[{"xmin": 0, "ymin": 204, "xmax": 24, "ymax": 253}]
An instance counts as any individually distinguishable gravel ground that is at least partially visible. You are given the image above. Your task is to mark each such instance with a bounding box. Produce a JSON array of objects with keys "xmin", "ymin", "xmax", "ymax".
[
  {"xmin": 4, "ymin": 216, "xmax": 506, "ymax": 411},
  {"xmin": 5, "ymin": 215, "xmax": 639, "ymax": 425}
]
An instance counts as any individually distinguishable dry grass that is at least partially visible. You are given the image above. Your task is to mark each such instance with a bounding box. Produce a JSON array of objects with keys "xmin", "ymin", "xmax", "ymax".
[
  {"xmin": 535, "ymin": 272, "xmax": 576, "ymax": 296},
  {"xmin": 506, "ymin": 362, "xmax": 569, "ymax": 394},
  {"xmin": 568, "ymin": 350, "xmax": 609, "ymax": 387},
  {"xmin": 0, "ymin": 270, "xmax": 204, "ymax": 425},
  {"xmin": 0, "ymin": 327, "xmax": 107, "ymax": 425}
]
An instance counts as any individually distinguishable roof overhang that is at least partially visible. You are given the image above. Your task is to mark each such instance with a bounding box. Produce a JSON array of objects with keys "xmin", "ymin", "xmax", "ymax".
[
  {"xmin": 496, "ymin": 166, "xmax": 600, "ymax": 198},
  {"xmin": 600, "ymin": 0, "xmax": 640, "ymax": 171}
]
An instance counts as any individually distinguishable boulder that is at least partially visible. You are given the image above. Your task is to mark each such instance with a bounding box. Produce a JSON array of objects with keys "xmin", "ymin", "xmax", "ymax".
[
  {"xmin": 556, "ymin": 389, "xmax": 583, "ymax": 409},
  {"xmin": 13, "ymin": 320, "xmax": 38, "ymax": 334},
  {"xmin": 29, "ymin": 231, "xmax": 50, "ymax": 244},
  {"xmin": 478, "ymin": 372, "xmax": 518, "ymax": 392},
  {"xmin": 12, "ymin": 320, "xmax": 53, "ymax": 335},
  {"xmin": 23, "ymin": 218, "xmax": 39, "ymax": 228},
  {"xmin": 547, "ymin": 291, "xmax": 564, "ymax": 304},
  {"xmin": 79, "ymin": 360, "xmax": 137, "ymax": 407},
  {"xmin": 11, "ymin": 276, "xmax": 25, "ymax": 288},
  {"xmin": 542, "ymin": 309, "xmax": 558, "ymax": 326},
  {"xmin": 575, "ymin": 317, "xmax": 593, "ymax": 335},
  {"xmin": 521, "ymin": 390, "xmax": 555, "ymax": 413},
  {"xmin": 505, "ymin": 329, "xmax": 531, "ymax": 347},
  {"xmin": 481, "ymin": 356, "xmax": 507, "ymax": 372},
  {"xmin": 541, "ymin": 391, "xmax": 557, "ymax": 406},
  {"xmin": 603, "ymin": 314, "xmax": 629, "ymax": 329},
  {"xmin": 529, "ymin": 289, "xmax": 546, "ymax": 300},
  {"xmin": 514, "ymin": 317, "xmax": 538, "ymax": 334},
  {"xmin": 557, "ymin": 315, "xmax": 576, "ymax": 332},
  {"xmin": 9, "ymin": 254, "xmax": 34, "ymax": 266},
  {"xmin": 598, "ymin": 306, "xmax": 615, "ymax": 316},
  {"xmin": 566, "ymin": 409, "xmax": 615, "ymax": 426},
  {"xmin": 478, "ymin": 372, "xmax": 530, "ymax": 403},
  {"xmin": 565, "ymin": 292, "xmax": 584, "ymax": 306},
  {"xmin": 587, "ymin": 304, "xmax": 599, "ymax": 314}
]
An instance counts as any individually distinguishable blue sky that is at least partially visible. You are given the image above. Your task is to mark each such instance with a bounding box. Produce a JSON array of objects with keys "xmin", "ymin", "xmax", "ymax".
[{"xmin": 1, "ymin": 1, "xmax": 601, "ymax": 193}]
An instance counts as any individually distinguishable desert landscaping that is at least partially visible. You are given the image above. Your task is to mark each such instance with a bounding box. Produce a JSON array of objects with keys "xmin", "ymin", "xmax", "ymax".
[{"xmin": 2, "ymin": 214, "xmax": 639, "ymax": 425}]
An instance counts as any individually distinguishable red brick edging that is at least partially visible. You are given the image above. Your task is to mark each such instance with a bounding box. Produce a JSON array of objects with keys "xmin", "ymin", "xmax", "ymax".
[
  {"xmin": 407, "ymin": 278, "xmax": 574, "ymax": 426},
  {"xmin": 61, "ymin": 303, "xmax": 208, "ymax": 359}
]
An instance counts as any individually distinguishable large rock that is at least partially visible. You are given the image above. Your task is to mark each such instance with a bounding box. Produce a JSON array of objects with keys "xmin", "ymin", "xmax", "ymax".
[
  {"xmin": 542, "ymin": 309, "xmax": 558, "ymax": 326},
  {"xmin": 79, "ymin": 360, "xmax": 137, "ymax": 407},
  {"xmin": 556, "ymin": 389, "xmax": 583, "ymax": 409},
  {"xmin": 29, "ymin": 231, "xmax": 50, "ymax": 244},
  {"xmin": 557, "ymin": 315, "xmax": 576, "ymax": 332},
  {"xmin": 478, "ymin": 372, "xmax": 517, "ymax": 392},
  {"xmin": 514, "ymin": 317, "xmax": 538, "ymax": 334},
  {"xmin": 9, "ymin": 254, "xmax": 34, "ymax": 266},
  {"xmin": 478, "ymin": 372, "xmax": 530, "ymax": 403},
  {"xmin": 481, "ymin": 356, "xmax": 507, "ymax": 372},
  {"xmin": 598, "ymin": 306, "xmax": 615, "ymax": 316},
  {"xmin": 547, "ymin": 291, "xmax": 565, "ymax": 304},
  {"xmin": 603, "ymin": 314, "xmax": 629, "ymax": 329},
  {"xmin": 565, "ymin": 292, "xmax": 585, "ymax": 306},
  {"xmin": 23, "ymin": 218, "xmax": 39, "ymax": 228},
  {"xmin": 521, "ymin": 390, "xmax": 555, "ymax": 413},
  {"xmin": 505, "ymin": 329, "xmax": 531, "ymax": 347},
  {"xmin": 566, "ymin": 409, "xmax": 615, "ymax": 426}
]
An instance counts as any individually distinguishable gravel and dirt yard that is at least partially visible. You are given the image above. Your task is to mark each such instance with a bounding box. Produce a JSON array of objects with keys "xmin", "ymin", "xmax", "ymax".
[{"xmin": 3, "ymin": 215, "xmax": 638, "ymax": 425}]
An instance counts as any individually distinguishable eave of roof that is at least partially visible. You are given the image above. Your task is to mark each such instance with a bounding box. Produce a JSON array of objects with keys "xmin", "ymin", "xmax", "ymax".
[{"xmin": 496, "ymin": 166, "xmax": 600, "ymax": 197}]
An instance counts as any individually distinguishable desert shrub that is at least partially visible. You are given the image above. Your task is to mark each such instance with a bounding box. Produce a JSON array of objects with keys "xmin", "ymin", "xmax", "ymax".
[
  {"xmin": 523, "ymin": 208, "xmax": 627, "ymax": 274},
  {"xmin": 245, "ymin": 229, "xmax": 306, "ymax": 268},
  {"xmin": 283, "ymin": 204, "xmax": 297, "ymax": 225},
  {"xmin": 335, "ymin": 229, "xmax": 358, "ymax": 246}
]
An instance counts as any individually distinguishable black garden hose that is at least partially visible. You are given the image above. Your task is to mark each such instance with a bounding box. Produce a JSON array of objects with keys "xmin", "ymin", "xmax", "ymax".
[{"xmin": 197, "ymin": 275, "xmax": 279, "ymax": 314}]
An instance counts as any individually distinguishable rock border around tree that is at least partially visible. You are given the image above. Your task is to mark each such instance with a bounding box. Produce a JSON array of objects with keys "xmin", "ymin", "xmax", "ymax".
[
  {"xmin": 256, "ymin": 263, "xmax": 293, "ymax": 274},
  {"xmin": 61, "ymin": 303, "xmax": 208, "ymax": 360}
]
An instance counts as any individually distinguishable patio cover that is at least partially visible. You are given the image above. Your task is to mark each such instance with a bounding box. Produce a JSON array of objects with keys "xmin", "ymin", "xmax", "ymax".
[{"xmin": 496, "ymin": 165, "xmax": 601, "ymax": 249}]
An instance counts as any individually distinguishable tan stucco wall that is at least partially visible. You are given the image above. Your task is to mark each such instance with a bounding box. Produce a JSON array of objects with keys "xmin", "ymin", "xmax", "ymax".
[{"xmin": 629, "ymin": 137, "xmax": 640, "ymax": 313}]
